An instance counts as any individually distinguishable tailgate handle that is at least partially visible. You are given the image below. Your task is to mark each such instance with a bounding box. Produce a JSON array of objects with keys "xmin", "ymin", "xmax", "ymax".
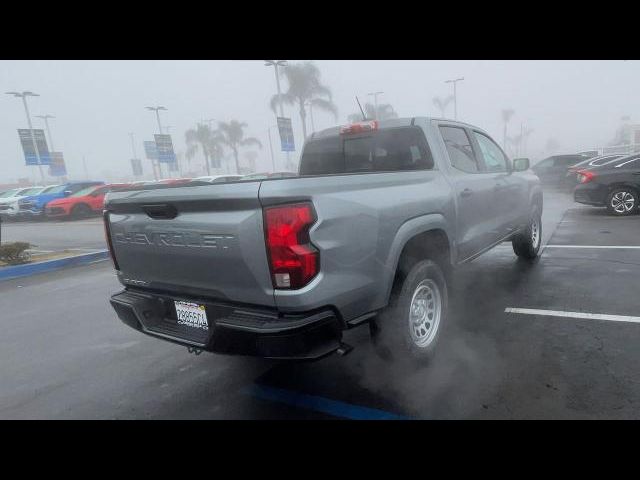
[{"xmin": 142, "ymin": 204, "xmax": 178, "ymax": 219}]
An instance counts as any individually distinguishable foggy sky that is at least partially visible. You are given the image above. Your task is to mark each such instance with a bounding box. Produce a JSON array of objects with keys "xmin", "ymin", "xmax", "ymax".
[{"xmin": 0, "ymin": 60, "xmax": 637, "ymax": 184}]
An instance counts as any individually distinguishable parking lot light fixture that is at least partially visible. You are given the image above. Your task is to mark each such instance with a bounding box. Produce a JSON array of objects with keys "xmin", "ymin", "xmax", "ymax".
[
  {"xmin": 35, "ymin": 114, "xmax": 56, "ymax": 152},
  {"xmin": 444, "ymin": 77, "xmax": 464, "ymax": 120}
]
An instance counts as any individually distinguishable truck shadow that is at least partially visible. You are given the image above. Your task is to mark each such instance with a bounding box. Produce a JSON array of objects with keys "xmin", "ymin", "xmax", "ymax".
[{"xmin": 247, "ymin": 251, "xmax": 544, "ymax": 419}]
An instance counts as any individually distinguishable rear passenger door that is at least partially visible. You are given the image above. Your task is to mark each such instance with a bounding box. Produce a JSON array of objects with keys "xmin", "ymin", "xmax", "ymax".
[
  {"xmin": 470, "ymin": 130, "xmax": 523, "ymax": 238},
  {"xmin": 439, "ymin": 125, "xmax": 497, "ymax": 261}
]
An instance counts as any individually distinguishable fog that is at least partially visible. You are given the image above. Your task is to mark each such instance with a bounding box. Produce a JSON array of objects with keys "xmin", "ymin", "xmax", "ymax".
[{"xmin": 0, "ymin": 60, "xmax": 637, "ymax": 184}]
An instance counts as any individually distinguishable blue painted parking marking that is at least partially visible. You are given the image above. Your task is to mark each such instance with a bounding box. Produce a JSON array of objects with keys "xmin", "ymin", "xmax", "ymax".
[{"xmin": 243, "ymin": 384, "xmax": 412, "ymax": 420}]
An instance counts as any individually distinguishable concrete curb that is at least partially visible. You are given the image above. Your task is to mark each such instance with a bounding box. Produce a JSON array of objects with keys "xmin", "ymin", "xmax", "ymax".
[{"xmin": 0, "ymin": 250, "xmax": 110, "ymax": 282}]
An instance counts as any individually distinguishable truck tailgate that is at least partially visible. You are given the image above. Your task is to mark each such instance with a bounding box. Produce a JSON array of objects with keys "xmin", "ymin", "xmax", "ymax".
[{"xmin": 105, "ymin": 182, "xmax": 275, "ymax": 307}]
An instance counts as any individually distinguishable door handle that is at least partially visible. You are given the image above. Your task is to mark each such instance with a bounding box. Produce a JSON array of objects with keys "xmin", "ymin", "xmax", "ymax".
[
  {"xmin": 142, "ymin": 204, "xmax": 178, "ymax": 219},
  {"xmin": 460, "ymin": 188, "xmax": 473, "ymax": 198}
]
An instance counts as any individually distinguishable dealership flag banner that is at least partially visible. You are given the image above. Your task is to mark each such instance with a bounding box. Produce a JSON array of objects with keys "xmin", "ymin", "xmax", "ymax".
[
  {"xmin": 144, "ymin": 141, "xmax": 158, "ymax": 160},
  {"xmin": 277, "ymin": 117, "xmax": 295, "ymax": 152},
  {"xmin": 154, "ymin": 134, "xmax": 177, "ymax": 164},
  {"xmin": 18, "ymin": 129, "xmax": 52, "ymax": 165}
]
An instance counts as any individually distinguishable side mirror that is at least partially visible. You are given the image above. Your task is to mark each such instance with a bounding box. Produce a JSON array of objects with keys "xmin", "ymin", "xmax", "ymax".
[
  {"xmin": 63, "ymin": 190, "xmax": 72, "ymax": 197},
  {"xmin": 513, "ymin": 158, "xmax": 530, "ymax": 172}
]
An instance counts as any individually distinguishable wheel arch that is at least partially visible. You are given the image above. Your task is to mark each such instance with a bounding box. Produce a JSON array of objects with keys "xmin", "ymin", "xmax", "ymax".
[{"xmin": 382, "ymin": 214, "xmax": 454, "ymax": 307}]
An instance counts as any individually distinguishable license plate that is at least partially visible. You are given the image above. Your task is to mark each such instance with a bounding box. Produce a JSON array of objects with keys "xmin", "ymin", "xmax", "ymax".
[{"xmin": 174, "ymin": 301, "xmax": 209, "ymax": 331}]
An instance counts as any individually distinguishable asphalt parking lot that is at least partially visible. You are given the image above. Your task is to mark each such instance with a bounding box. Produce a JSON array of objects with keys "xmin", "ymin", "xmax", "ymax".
[{"xmin": 1, "ymin": 188, "xmax": 640, "ymax": 419}]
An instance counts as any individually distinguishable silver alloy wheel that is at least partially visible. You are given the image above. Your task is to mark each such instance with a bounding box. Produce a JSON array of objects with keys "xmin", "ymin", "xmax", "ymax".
[
  {"xmin": 408, "ymin": 279, "xmax": 442, "ymax": 348},
  {"xmin": 611, "ymin": 191, "xmax": 635, "ymax": 213},
  {"xmin": 531, "ymin": 216, "xmax": 540, "ymax": 249}
]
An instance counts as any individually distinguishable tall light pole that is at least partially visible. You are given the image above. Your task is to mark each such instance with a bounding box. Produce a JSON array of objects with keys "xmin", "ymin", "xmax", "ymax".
[
  {"xmin": 145, "ymin": 106, "xmax": 167, "ymax": 179},
  {"xmin": 267, "ymin": 125, "xmax": 278, "ymax": 172},
  {"xmin": 6, "ymin": 91, "xmax": 45, "ymax": 181},
  {"xmin": 35, "ymin": 114, "xmax": 56, "ymax": 152},
  {"xmin": 264, "ymin": 60, "xmax": 290, "ymax": 167},
  {"xmin": 304, "ymin": 101, "xmax": 316, "ymax": 133},
  {"xmin": 367, "ymin": 91, "xmax": 384, "ymax": 119},
  {"xmin": 444, "ymin": 77, "xmax": 464, "ymax": 120}
]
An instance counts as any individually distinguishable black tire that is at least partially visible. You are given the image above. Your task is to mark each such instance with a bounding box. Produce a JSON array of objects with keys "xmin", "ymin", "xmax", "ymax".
[
  {"xmin": 372, "ymin": 259, "xmax": 448, "ymax": 363},
  {"xmin": 512, "ymin": 206, "xmax": 542, "ymax": 260},
  {"xmin": 71, "ymin": 203, "xmax": 92, "ymax": 219},
  {"xmin": 606, "ymin": 187, "xmax": 638, "ymax": 216}
]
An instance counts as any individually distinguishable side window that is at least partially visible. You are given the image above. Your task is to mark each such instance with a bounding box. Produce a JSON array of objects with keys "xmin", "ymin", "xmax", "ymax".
[
  {"xmin": 439, "ymin": 126, "xmax": 479, "ymax": 173},
  {"xmin": 473, "ymin": 131, "xmax": 509, "ymax": 172},
  {"xmin": 68, "ymin": 185, "xmax": 83, "ymax": 194}
]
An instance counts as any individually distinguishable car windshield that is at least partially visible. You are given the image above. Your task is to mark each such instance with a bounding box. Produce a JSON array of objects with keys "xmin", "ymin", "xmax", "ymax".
[
  {"xmin": 0, "ymin": 188, "xmax": 20, "ymax": 198},
  {"xmin": 70, "ymin": 186, "xmax": 99, "ymax": 197},
  {"xmin": 20, "ymin": 187, "xmax": 45, "ymax": 196},
  {"xmin": 45, "ymin": 185, "xmax": 72, "ymax": 194}
]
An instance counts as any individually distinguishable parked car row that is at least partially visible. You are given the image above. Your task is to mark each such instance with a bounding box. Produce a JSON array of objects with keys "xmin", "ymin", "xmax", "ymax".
[{"xmin": 0, "ymin": 172, "xmax": 297, "ymax": 221}]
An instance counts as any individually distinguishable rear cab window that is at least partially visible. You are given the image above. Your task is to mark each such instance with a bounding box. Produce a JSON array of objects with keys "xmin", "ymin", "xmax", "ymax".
[{"xmin": 299, "ymin": 127, "xmax": 435, "ymax": 176}]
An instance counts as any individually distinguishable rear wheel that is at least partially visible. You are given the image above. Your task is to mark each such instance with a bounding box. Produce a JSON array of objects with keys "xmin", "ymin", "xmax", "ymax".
[
  {"xmin": 512, "ymin": 206, "xmax": 542, "ymax": 260},
  {"xmin": 71, "ymin": 203, "xmax": 92, "ymax": 219},
  {"xmin": 372, "ymin": 259, "xmax": 448, "ymax": 363},
  {"xmin": 606, "ymin": 188, "xmax": 638, "ymax": 216}
]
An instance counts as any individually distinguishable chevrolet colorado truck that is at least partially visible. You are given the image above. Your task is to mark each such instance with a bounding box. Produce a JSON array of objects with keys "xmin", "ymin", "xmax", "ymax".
[{"xmin": 105, "ymin": 118, "xmax": 542, "ymax": 361}]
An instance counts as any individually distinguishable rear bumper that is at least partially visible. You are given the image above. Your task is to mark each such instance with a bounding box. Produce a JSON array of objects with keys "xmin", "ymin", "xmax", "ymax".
[
  {"xmin": 574, "ymin": 183, "xmax": 607, "ymax": 206},
  {"xmin": 110, "ymin": 289, "xmax": 345, "ymax": 360}
]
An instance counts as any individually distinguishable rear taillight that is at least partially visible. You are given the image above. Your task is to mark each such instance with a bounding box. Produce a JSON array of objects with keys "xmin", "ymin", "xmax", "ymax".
[
  {"xmin": 264, "ymin": 203, "xmax": 318, "ymax": 289},
  {"xmin": 577, "ymin": 170, "xmax": 596, "ymax": 184},
  {"xmin": 340, "ymin": 120, "xmax": 378, "ymax": 135},
  {"xmin": 103, "ymin": 210, "xmax": 120, "ymax": 270}
]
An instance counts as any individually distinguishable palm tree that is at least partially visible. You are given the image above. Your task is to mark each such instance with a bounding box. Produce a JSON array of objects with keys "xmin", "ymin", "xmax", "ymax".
[
  {"xmin": 347, "ymin": 102, "xmax": 398, "ymax": 122},
  {"xmin": 433, "ymin": 96, "xmax": 454, "ymax": 118},
  {"xmin": 270, "ymin": 61, "xmax": 338, "ymax": 140},
  {"xmin": 184, "ymin": 124, "xmax": 224, "ymax": 176},
  {"xmin": 217, "ymin": 120, "xmax": 262, "ymax": 174},
  {"xmin": 501, "ymin": 109, "xmax": 515, "ymax": 151}
]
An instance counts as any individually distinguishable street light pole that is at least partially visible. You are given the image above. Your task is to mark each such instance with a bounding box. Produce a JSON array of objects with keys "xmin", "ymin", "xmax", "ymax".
[
  {"xmin": 265, "ymin": 60, "xmax": 290, "ymax": 168},
  {"xmin": 35, "ymin": 114, "xmax": 56, "ymax": 152},
  {"xmin": 444, "ymin": 77, "xmax": 464, "ymax": 120},
  {"xmin": 146, "ymin": 106, "xmax": 167, "ymax": 179},
  {"xmin": 367, "ymin": 91, "xmax": 384, "ymax": 119},
  {"xmin": 267, "ymin": 126, "xmax": 277, "ymax": 172},
  {"xmin": 6, "ymin": 91, "xmax": 45, "ymax": 181},
  {"xmin": 305, "ymin": 102, "xmax": 316, "ymax": 133}
]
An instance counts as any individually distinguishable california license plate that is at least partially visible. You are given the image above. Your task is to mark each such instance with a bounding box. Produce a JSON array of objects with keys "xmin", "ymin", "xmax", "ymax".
[{"xmin": 174, "ymin": 301, "xmax": 209, "ymax": 330}]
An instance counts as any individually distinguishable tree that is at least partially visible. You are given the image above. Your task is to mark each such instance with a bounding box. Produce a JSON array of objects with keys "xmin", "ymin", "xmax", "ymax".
[
  {"xmin": 433, "ymin": 96, "xmax": 454, "ymax": 118},
  {"xmin": 347, "ymin": 102, "xmax": 398, "ymax": 122},
  {"xmin": 217, "ymin": 120, "xmax": 262, "ymax": 174},
  {"xmin": 185, "ymin": 124, "xmax": 224, "ymax": 176},
  {"xmin": 501, "ymin": 109, "xmax": 515, "ymax": 151},
  {"xmin": 270, "ymin": 61, "xmax": 338, "ymax": 139}
]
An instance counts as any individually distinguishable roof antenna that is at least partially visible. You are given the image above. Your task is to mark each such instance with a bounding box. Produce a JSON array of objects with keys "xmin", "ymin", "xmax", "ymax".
[{"xmin": 355, "ymin": 96, "xmax": 367, "ymax": 121}]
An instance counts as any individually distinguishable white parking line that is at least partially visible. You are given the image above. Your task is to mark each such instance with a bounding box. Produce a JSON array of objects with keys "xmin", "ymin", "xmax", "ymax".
[
  {"xmin": 544, "ymin": 245, "xmax": 640, "ymax": 249},
  {"xmin": 505, "ymin": 307, "xmax": 640, "ymax": 324}
]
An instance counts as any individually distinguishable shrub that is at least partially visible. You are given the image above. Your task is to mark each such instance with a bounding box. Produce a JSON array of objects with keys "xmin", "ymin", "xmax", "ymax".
[{"xmin": 0, "ymin": 242, "xmax": 32, "ymax": 265}]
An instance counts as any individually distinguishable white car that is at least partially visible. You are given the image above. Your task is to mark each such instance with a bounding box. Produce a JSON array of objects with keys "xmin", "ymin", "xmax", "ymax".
[
  {"xmin": 193, "ymin": 175, "xmax": 243, "ymax": 184},
  {"xmin": 0, "ymin": 186, "xmax": 48, "ymax": 218}
]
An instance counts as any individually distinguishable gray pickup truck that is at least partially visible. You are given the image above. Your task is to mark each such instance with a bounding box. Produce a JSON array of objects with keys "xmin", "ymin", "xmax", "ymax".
[{"xmin": 105, "ymin": 117, "xmax": 542, "ymax": 362}]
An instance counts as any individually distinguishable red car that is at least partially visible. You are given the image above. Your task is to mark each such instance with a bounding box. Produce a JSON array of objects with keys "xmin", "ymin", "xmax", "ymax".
[{"xmin": 45, "ymin": 183, "xmax": 130, "ymax": 219}]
